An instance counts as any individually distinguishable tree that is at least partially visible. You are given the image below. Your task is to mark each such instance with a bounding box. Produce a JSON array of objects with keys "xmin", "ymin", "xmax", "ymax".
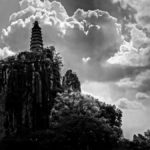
[
  {"xmin": 51, "ymin": 92, "xmax": 122, "ymax": 128},
  {"xmin": 50, "ymin": 92, "xmax": 123, "ymax": 149},
  {"xmin": 130, "ymin": 130, "xmax": 150, "ymax": 150}
]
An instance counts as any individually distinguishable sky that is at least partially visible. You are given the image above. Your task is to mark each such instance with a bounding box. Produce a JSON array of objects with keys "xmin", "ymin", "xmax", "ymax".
[{"xmin": 0, "ymin": 0, "xmax": 150, "ymax": 139}]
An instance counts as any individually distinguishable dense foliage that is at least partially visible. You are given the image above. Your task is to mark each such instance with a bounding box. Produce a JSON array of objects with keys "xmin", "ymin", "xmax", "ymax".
[
  {"xmin": 0, "ymin": 92, "xmax": 123, "ymax": 150},
  {"xmin": 49, "ymin": 92, "xmax": 123, "ymax": 149},
  {"xmin": 116, "ymin": 130, "xmax": 150, "ymax": 150}
]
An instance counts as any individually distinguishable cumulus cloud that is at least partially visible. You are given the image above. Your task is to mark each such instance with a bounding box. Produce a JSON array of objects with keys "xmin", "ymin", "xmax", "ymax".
[
  {"xmin": 82, "ymin": 57, "xmax": 91, "ymax": 64},
  {"xmin": 136, "ymin": 92, "xmax": 150, "ymax": 101},
  {"xmin": 108, "ymin": 24, "xmax": 150, "ymax": 67},
  {"xmin": 107, "ymin": 41, "xmax": 146, "ymax": 67},
  {"xmin": 2, "ymin": 19, "xmax": 31, "ymax": 51},
  {"xmin": 0, "ymin": 47, "xmax": 15, "ymax": 59},
  {"xmin": 116, "ymin": 77, "xmax": 139, "ymax": 89},
  {"xmin": 108, "ymin": 1, "xmax": 150, "ymax": 111},
  {"xmin": 58, "ymin": 0, "xmax": 133, "ymax": 23},
  {"xmin": 0, "ymin": 0, "xmax": 123, "ymax": 82},
  {"xmin": 111, "ymin": 0, "xmax": 150, "ymax": 67},
  {"xmin": 112, "ymin": 0, "xmax": 150, "ymax": 30},
  {"xmin": 116, "ymin": 70, "xmax": 150, "ymax": 91},
  {"xmin": 116, "ymin": 98, "xmax": 144, "ymax": 110}
]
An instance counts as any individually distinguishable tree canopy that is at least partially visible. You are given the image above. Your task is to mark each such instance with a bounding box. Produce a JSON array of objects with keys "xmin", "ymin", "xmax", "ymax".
[{"xmin": 49, "ymin": 92, "xmax": 123, "ymax": 149}]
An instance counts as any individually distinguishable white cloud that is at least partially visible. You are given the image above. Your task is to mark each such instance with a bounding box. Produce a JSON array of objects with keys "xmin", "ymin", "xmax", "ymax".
[
  {"xmin": 116, "ymin": 70, "xmax": 150, "ymax": 89},
  {"xmin": 116, "ymin": 77, "xmax": 140, "ymax": 88},
  {"xmin": 130, "ymin": 25, "xmax": 150, "ymax": 49},
  {"xmin": 0, "ymin": 0, "xmax": 123, "ymax": 82},
  {"xmin": 136, "ymin": 92, "xmax": 150, "ymax": 101},
  {"xmin": 82, "ymin": 57, "xmax": 91, "ymax": 63},
  {"xmin": 107, "ymin": 41, "xmax": 143, "ymax": 66},
  {"xmin": 116, "ymin": 98, "xmax": 144, "ymax": 110},
  {"xmin": 107, "ymin": 24, "xmax": 150, "ymax": 67},
  {"xmin": 0, "ymin": 47, "xmax": 15, "ymax": 59},
  {"xmin": 112, "ymin": 0, "xmax": 150, "ymax": 30}
]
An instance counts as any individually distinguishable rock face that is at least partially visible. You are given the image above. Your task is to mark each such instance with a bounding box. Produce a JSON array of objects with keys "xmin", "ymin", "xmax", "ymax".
[
  {"xmin": 0, "ymin": 48, "xmax": 62, "ymax": 135},
  {"xmin": 62, "ymin": 70, "xmax": 81, "ymax": 93},
  {"xmin": 0, "ymin": 21, "xmax": 62, "ymax": 135}
]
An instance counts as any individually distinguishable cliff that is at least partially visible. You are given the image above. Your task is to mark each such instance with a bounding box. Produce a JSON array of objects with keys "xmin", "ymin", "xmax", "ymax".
[{"xmin": 0, "ymin": 46, "xmax": 62, "ymax": 135}]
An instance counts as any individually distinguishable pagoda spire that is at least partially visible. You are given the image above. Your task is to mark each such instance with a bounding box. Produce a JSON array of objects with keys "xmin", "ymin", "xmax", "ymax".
[{"xmin": 30, "ymin": 21, "xmax": 43, "ymax": 52}]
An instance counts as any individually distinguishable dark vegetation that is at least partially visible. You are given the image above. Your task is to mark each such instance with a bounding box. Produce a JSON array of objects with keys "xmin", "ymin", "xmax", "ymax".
[{"xmin": 0, "ymin": 46, "xmax": 150, "ymax": 150}]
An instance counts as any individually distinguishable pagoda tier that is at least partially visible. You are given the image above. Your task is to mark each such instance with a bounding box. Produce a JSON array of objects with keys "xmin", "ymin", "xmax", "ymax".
[{"xmin": 30, "ymin": 21, "xmax": 43, "ymax": 52}]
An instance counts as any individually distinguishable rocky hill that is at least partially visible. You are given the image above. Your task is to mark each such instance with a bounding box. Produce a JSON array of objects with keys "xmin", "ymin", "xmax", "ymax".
[{"xmin": 0, "ymin": 46, "xmax": 62, "ymax": 136}]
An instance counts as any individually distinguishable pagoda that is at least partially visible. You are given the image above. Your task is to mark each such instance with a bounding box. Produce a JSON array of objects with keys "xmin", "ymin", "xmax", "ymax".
[
  {"xmin": 30, "ymin": 21, "xmax": 43, "ymax": 52},
  {"xmin": 0, "ymin": 20, "xmax": 62, "ymax": 135}
]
